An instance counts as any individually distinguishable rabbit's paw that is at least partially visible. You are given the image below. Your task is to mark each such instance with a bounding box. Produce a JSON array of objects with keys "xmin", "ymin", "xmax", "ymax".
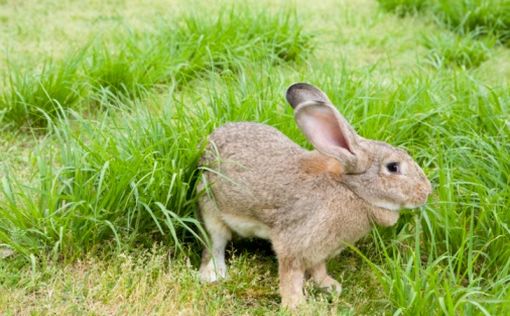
[
  {"xmin": 318, "ymin": 276, "xmax": 342, "ymax": 294},
  {"xmin": 199, "ymin": 260, "xmax": 227, "ymax": 283}
]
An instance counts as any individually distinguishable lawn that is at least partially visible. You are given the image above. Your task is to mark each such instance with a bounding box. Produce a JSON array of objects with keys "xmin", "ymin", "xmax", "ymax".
[{"xmin": 1, "ymin": 0, "xmax": 509, "ymax": 314}]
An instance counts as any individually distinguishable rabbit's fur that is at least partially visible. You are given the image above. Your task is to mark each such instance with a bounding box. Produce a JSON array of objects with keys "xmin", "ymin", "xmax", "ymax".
[{"xmin": 198, "ymin": 83, "xmax": 432, "ymax": 308}]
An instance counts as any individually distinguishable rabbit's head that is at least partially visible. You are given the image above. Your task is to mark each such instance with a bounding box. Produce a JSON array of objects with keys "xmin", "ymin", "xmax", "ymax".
[{"xmin": 286, "ymin": 83, "xmax": 432, "ymax": 211}]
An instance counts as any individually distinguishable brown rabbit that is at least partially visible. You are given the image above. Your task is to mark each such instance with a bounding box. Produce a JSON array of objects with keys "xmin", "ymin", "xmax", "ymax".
[{"xmin": 198, "ymin": 83, "xmax": 432, "ymax": 308}]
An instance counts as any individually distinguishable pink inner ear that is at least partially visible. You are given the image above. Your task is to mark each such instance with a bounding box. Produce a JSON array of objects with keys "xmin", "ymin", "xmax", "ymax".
[{"xmin": 304, "ymin": 108, "xmax": 352, "ymax": 153}]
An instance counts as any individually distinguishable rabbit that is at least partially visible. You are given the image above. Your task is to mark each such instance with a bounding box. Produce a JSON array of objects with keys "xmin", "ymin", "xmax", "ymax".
[{"xmin": 197, "ymin": 83, "xmax": 432, "ymax": 308}]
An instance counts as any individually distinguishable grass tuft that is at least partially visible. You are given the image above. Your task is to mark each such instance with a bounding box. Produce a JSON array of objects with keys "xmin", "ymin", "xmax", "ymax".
[
  {"xmin": 433, "ymin": 0, "xmax": 510, "ymax": 44},
  {"xmin": 377, "ymin": 0, "xmax": 428, "ymax": 16},
  {"xmin": 423, "ymin": 31, "xmax": 493, "ymax": 68},
  {"xmin": 0, "ymin": 100, "xmax": 209, "ymax": 258},
  {"xmin": 378, "ymin": 0, "xmax": 510, "ymax": 44},
  {"xmin": 0, "ymin": 54, "xmax": 84, "ymax": 128}
]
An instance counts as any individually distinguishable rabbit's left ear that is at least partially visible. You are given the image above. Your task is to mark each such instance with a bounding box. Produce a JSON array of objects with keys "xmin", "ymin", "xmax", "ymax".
[
  {"xmin": 286, "ymin": 83, "xmax": 369, "ymax": 174},
  {"xmin": 286, "ymin": 82, "xmax": 331, "ymax": 108}
]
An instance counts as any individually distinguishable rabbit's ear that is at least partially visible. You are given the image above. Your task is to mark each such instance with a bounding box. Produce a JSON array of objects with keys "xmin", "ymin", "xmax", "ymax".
[
  {"xmin": 286, "ymin": 83, "xmax": 368, "ymax": 173},
  {"xmin": 286, "ymin": 83, "xmax": 330, "ymax": 108}
]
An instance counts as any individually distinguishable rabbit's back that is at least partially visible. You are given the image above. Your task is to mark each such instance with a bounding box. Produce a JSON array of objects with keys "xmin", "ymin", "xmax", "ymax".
[{"xmin": 201, "ymin": 122, "xmax": 304, "ymax": 219}]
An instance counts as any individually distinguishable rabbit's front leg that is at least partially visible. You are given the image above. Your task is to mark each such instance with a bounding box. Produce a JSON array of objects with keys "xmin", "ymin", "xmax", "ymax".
[
  {"xmin": 308, "ymin": 261, "xmax": 342, "ymax": 293},
  {"xmin": 199, "ymin": 196, "xmax": 232, "ymax": 282},
  {"xmin": 278, "ymin": 256, "xmax": 305, "ymax": 309}
]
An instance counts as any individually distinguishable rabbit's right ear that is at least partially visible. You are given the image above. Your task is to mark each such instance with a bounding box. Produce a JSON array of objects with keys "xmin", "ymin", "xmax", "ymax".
[{"xmin": 286, "ymin": 83, "xmax": 369, "ymax": 174}]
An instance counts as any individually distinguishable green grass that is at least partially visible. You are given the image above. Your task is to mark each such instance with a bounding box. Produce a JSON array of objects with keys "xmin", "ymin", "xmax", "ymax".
[
  {"xmin": 1, "ymin": 0, "xmax": 510, "ymax": 314},
  {"xmin": 433, "ymin": 0, "xmax": 510, "ymax": 43},
  {"xmin": 377, "ymin": 0, "xmax": 428, "ymax": 16},
  {"xmin": 86, "ymin": 8, "xmax": 311, "ymax": 98},
  {"xmin": 0, "ymin": 7, "xmax": 311, "ymax": 128},
  {"xmin": 378, "ymin": 0, "xmax": 510, "ymax": 44},
  {"xmin": 0, "ymin": 54, "xmax": 85, "ymax": 129},
  {"xmin": 423, "ymin": 31, "xmax": 493, "ymax": 68},
  {"xmin": 0, "ymin": 245, "xmax": 388, "ymax": 314}
]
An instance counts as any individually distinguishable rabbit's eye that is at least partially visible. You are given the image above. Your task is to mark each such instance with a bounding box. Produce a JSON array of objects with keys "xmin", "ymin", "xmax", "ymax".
[{"xmin": 386, "ymin": 162, "xmax": 400, "ymax": 174}]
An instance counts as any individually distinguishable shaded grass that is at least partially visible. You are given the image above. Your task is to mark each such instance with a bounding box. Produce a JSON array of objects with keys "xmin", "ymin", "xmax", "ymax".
[{"xmin": 0, "ymin": 6, "xmax": 312, "ymax": 128}]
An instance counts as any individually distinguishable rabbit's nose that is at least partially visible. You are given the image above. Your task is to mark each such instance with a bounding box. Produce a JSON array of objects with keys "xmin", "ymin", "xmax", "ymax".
[
  {"xmin": 419, "ymin": 185, "xmax": 432, "ymax": 203},
  {"xmin": 414, "ymin": 183, "xmax": 431, "ymax": 204}
]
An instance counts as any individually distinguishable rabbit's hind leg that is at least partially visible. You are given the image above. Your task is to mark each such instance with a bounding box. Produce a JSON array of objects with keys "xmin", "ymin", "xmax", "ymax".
[
  {"xmin": 199, "ymin": 193, "xmax": 232, "ymax": 283},
  {"xmin": 308, "ymin": 261, "xmax": 342, "ymax": 294}
]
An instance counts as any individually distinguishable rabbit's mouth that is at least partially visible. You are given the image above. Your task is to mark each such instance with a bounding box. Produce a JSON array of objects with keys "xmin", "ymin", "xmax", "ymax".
[
  {"xmin": 404, "ymin": 202, "xmax": 426, "ymax": 209},
  {"xmin": 405, "ymin": 195, "xmax": 431, "ymax": 209},
  {"xmin": 372, "ymin": 195, "xmax": 429, "ymax": 211},
  {"xmin": 368, "ymin": 199, "xmax": 402, "ymax": 212},
  {"xmin": 346, "ymin": 187, "xmax": 404, "ymax": 212},
  {"xmin": 374, "ymin": 200, "xmax": 425, "ymax": 212}
]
